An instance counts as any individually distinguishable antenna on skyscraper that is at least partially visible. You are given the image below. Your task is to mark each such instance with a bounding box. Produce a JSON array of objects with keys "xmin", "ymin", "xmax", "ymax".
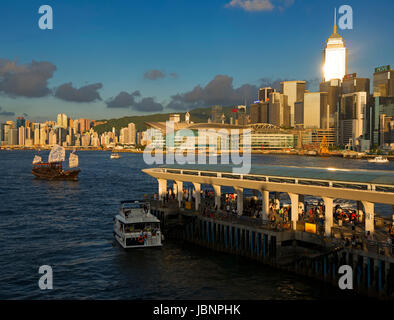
[{"xmin": 333, "ymin": 7, "xmax": 337, "ymax": 33}]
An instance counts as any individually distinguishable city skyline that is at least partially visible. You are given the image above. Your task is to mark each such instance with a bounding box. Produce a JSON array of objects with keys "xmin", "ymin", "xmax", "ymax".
[{"xmin": 0, "ymin": 0, "xmax": 393, "ymax": 122}]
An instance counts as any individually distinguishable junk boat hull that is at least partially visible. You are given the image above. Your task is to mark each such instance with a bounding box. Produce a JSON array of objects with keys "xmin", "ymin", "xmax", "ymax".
[{"xmin": 32, "ymin": 163, "xmax": 80, "ymax": 181}]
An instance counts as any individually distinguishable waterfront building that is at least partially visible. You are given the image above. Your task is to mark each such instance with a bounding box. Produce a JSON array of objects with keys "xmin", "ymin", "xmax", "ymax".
[
  {"xmin": 33, "ymin": 128, "xmax": 40, "ymax": 145},
  {"xmin": 169, "ymin": 114, "xmax": 181, "ymax": 123},
  {"xmin": 322, "ymin": 9, "xmax": 347, "ymax": 82},
  {"xmin": 18, "ymin": 126, "xmax": 25, "ymax": 146},
  {"xmin": 40, "ymin": 127, "xmax": 47, "ymax": 145},
  {"xmin": 342, "ymin": 75, "xmax": 370, "ymax": 95},
  {"xmin": 73, "ymin": 120, "xmax": 80, "ymax": 134},
  {"xmin": 319, "ymin": 79, "xmax": 341, "ymax": 141},
  {"xmin": 68, "ymin": 117, "xmax": 75, "ymax": 130},
  {"xmin": 57, "ymin": 113, "xmax": 68, "ymax": 129},
  {"xmin": 56, "ymin": 127, "xmax": 67, "ymax": 146},
  {"xmin": 79, "ymin": 118, "xmax": 91, "ymax": 133},
  {"xmin": 0, "ymin": 124, "xmax": 3, "ymax": 143},
  {"xmin": 339, "ymin": 91, "xmax": 367, "ymax": 149},
  {"xmin": 369, "ymin": 96, "xmax": 394, "ymax": 150},
  {"xmin": 302, "ymin": 92, "xmax": 328, "ymax": 129},
  {"xmin": 81, "ymin": 133, "xmax": 90, "ymax": 147},
  {"xmin": 0, "ymin": 123, "xmax": 5, "ymax": 143},
  {"xmin": 16, "ymin": 117, "xmax": 25, "ymax": 129},
  {"xmin": 364, "ymin": 66, "xmax": 394, "ymax": 150},
  {"xmin": 250, "ymin": 101, "xmax": 269, "ymax": 124},
  {"xmin": 48, "ymin": 130, "xmax": 57, "ymax": 145},
  {"xmin": 294, "ymin": 101, "xmax": 304, "ymax": 128},
  {"xmin": 258, "ymin": 87, "xmax": 275, "ymax": 102},
  {"xmin": 300, "ymin": 128, "xmax": 336, "ymax": 146},
  {"xmin": 236, "ymin": 105, "xmax": 248, "ymax": 126},
  {"xmin": 8, "ymin": 128, "xmax": 17, "ymax": 145},
  {"xmin": 373, "ymin": 65, "xmax": 394, "ymax": 98},
  {"xmin": 268, "ymin": 92, "xmax": 290, "ymax": 127},
  {"xmin": 119, "ymin": 127, "xmax": 129, "ymax": 144},
  {"xmin": 25, "ymin": 126, "xmax": 33, "ymax": 147},
  {"xmin": 281, "ymin": 81, "xmax": 306, "ymax": 126},
  {"xmin": 142, "ymin": 128, "xmax": 165, "ymax": 149},
  {"xmin": 1, "ymin": 123, "xmax": 11, "ymax": 145},
  {"xmin": 128, "ymin": 122, "xmax": 136, "ymax": 145},
  {"xmin": 251, "ymin": 133, "xmax": 294, "ymax": 150}
]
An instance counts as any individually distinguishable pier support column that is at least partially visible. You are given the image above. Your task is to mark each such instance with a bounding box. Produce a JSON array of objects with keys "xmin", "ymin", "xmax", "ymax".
[
  {"xmin": 175, "ymin": 181, "xmax": 183, "ymax": 207},
  {"xmin": 323, "ymin": 197, "xmax": 334, "ymax": 237},
  {"xmin": 213, "ymin": 185, "xmax": 221, "ymax": 210},
  {"xmin": 274, "ymin": 192, "xmax": 280, "ymax": 210},
  {"xmin": 288, "ymin": 193, "xmax": 299, "ymax": 230},
  {"xmin": 234, "ymin": 187, "xmax": 243, "ymax": 216},
  {"xmin": 173, "ymin": 181, "xmax": 178, "ymax": 196},
  {"xmin": 362, "ymin": 201, "xmax": 375, "ymax": 234},
  {"xmin": 193, "ymin": 183, "xmax": 201, "ymax": 211},
  {"xmin": 299, "ymin": 195, "xmax": 305, "ymax": 213},
  {"xmin": 262, "ymin": 190, "xmax": 269, "ymax": 221},
  {"xmin": 357, "ymin": 201, "xmax": 364, "ymax": 223},
  {"xmin": 158, "ymin": 179, "xmax": 167, "ymax": 200}
]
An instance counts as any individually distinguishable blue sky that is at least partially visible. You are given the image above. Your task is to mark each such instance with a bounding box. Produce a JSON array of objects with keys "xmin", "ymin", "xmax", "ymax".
[{"xmin": 0, "ymin": 0, "xmax": 393, "ymax": 122}]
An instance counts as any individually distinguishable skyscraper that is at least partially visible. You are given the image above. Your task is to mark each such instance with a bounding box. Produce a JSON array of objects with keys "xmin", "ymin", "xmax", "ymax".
[
  {"xmin": 281, "ymin": 81, "xmax": 306, "ymax": 126},
  {"xmin": 373, "ymin": 65, "xmax": 394, "ymax": 98},
  {"xmin": 18, "ymin": 126, "xmax": 25, "ymax": 146},
  {"xmin": 268, "ymin": 92, "xmax": 290, "ymax": 127},
  {"xmin": 258, "ymin": 87, "xmax": 275, "ymax": 102},
  {"xmin": 2, "ymin": 124, "xmax": 11, "ymax": 145},
  {"xmin": 128, "ymin": 122, "xmax": 136, "ymax": 145},
  {"xmin": 322, "ymin": 9, "xmax": 347, "ymax": 82},
  {"xmin": 339, "ymin": 92, "xmax": 367, "ymax": 149},
  {"xmin": 303, "ymin": 92, "xmax": 328, "ymax": 129},
  {"xmin": 369, "ymin": 65, "xmax": 394, "ymax": 149},
  {"xmin": 8, "ymin": 128, "xmax": 18, "ymax": 145},
  {"xmin": 79, "ymin": 119, "xmax": 91, "ymax": 133},
  {"xmin": 16, "ymin": 117, "xmax": 25, "ymax": 129},
  {"xmin": 57, "ymin": 113, "xmax": 68, "ymax": 129}
]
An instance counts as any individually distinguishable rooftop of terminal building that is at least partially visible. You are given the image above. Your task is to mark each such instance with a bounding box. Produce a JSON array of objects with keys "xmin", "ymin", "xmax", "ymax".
[{"xmin": 159, "ymin": 163, "xmax": 394, "ymax": 186}]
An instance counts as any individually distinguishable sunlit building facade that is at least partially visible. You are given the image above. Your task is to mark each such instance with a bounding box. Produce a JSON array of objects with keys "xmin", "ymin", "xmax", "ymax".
[{"xmin": 322, "ymin": 9, "xmax": 347, "ymax": 82}]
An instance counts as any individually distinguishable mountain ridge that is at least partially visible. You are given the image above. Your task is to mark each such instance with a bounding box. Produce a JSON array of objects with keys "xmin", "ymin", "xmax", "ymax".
[{"xmin": 93, "ymin": 105, "xmax": 237, "ymax": 134}]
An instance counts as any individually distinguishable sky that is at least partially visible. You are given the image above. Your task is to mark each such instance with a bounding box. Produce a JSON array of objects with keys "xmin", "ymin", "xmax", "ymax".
[{"xmin": 0, "ymin": 0, "xmax": 393, "ymax": 122}]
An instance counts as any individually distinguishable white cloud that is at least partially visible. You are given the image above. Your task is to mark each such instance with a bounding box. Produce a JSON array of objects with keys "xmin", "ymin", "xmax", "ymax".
[{"xmin": 225, "ymin": 0, "xmax": 274, "ymax": 12}]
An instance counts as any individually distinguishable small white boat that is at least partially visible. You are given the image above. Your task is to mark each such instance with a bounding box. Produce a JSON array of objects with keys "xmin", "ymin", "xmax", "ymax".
[
  {"xmin": 368, "ymin": 156, "xmax": 389, "ymax": 163},
  {"xmin": 113, "ymin": 200, "xmax": 162, "ymax": 249},
  {"xmin": 110, "ymin": 152, "xmax": 121, "ymax": 159}
]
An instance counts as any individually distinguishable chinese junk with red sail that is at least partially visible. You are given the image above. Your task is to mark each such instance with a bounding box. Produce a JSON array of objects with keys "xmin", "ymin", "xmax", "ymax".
[{"xmin": 32, "ymin": 145, "xmax": 80, "ymax": 180}]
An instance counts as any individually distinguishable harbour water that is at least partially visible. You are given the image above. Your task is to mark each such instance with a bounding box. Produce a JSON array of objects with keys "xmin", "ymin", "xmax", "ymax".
[{"xmin": 0, "ymin": 150, "xmax": 392, "ymax": 299}]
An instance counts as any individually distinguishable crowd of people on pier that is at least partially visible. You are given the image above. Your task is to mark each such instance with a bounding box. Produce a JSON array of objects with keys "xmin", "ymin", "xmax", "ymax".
[{"xmin": 153, "ymin": 186, "xmax": 394, "ymax": 248}]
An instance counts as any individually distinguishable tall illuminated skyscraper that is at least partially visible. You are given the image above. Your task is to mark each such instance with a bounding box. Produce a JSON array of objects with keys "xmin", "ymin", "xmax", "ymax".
[
  {"xmin": 322, "ymin": 9, "xmax": 347, "ymax": 82},
  {"xmin": 57, "ymin": 113, "xmax": 68, "ymax": 129}
]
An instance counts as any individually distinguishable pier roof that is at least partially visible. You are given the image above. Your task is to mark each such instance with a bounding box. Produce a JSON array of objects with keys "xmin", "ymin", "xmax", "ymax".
[{"xmin": 160, "ymin": 164, "xmax": 394, "ymax": 186}]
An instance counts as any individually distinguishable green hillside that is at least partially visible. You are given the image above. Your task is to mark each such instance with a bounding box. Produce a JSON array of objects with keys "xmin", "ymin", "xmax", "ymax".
[{"xmin": 93, "ymin": 106, "xmax": 237, "ymax": 134}]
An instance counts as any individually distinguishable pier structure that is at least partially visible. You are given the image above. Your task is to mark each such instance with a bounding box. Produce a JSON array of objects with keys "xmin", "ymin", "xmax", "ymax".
[
  {"xmin": 143, "ymin": 164, "xmax": 394, "ymax": 298},
  {"xmin": 144, "ymin": 164, "xmax": 394, "ymax": 236}
]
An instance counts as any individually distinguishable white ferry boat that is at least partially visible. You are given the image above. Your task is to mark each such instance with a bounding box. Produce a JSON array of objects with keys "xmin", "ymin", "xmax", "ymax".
[
  {"xmin": 110, "ymin": 152, "xmax": 121, "ymax": 159},
  {"xmin": 113, "ymin": 200, "xmax": 162, "ymax": 249},
  {"xmin": 368, "ymin": 156, "xmax": 389, "ymax": 163}
]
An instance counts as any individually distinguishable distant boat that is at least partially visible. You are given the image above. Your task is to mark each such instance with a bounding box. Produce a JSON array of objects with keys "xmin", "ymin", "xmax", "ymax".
[
  {"xmin": 368, "ymin": 156, "xmax": 389, "ymax": 163},
  {"xmin": 32, "ymin": 144, "xmax": 80, "ymax": 180},
  {"xmin": 110, "ymin": 152, "xmax": 121, "ymax": 159}
]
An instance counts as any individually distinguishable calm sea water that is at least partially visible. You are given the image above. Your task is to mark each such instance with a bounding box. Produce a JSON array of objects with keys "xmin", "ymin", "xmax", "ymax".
[{"xmin": 0, "ymin": 150, "xmax": 392, "ymax": 300}]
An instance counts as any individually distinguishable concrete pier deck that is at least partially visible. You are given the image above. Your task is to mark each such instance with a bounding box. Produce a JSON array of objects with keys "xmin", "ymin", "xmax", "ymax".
[{"xmin": 143, "ymin": 164, "xmax": 394, "ymax": 298}]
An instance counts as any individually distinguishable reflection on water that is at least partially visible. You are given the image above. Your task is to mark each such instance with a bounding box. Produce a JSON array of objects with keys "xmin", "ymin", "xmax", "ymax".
[{"xmin": 0, "ymin": 151, "xmax": 381, "ymax": 299}]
